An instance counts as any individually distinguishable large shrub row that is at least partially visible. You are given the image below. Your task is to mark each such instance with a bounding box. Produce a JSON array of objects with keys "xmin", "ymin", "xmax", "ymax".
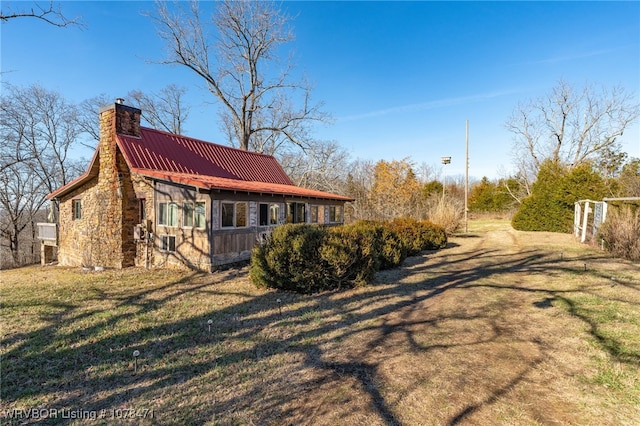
[{"xmin": 250, "ymin": 219, "xmax": 447, "ymax": 294}]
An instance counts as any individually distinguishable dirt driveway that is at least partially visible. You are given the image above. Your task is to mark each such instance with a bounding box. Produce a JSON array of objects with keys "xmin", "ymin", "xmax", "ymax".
[{"xmin": 277, "ymin": 222, "xmax": 640, "ymax": 425}]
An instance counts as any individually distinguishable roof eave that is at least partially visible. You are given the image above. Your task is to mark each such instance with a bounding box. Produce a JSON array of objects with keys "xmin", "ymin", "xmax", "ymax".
[
  {"xmin": 47, "ymin": 149, "xmax": 99, "ymax": 200},
  {"xmin": 134, "ymin": 169, "xmax": 353, "ymax": 202}
]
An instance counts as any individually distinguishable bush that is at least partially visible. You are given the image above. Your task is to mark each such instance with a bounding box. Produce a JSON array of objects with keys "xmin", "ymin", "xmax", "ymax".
[
  {"xmin": 387, "ymin": 218, "xmax": 423, "ymax": 256},
  {"xmin": 512, "ymin": 161, "xmax": 608, "ymax": 233},
  {"xmin": 418, "ymin": 220, "xmax": 448, "ymax": 250},
  {"xmin": 348, "ymin": 221, "xmax": 406, "ymax": 270},
  {"xmin": 250, "ymin": 224, "xmax": 327, "ymax": 293},
  {"xmin": 598, "ymin": 206, "xmax": 640, "ymax": 261},
  {"xmin": 320, "ymin": 226, "xmax": 379, "ymax": 287},
  {"xmin": 388, "ymin": 218, "xmax": 447, "ymax": 256},
  {"xmin": 251, "ymin": 223, "xmax": 377, "ymax": 293},
  {"xmin": 250, "ymin": 219, "xmax": 448, "ymax": 294}
]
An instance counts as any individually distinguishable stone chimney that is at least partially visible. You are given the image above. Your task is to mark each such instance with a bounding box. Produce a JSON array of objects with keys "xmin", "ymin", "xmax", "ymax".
[
  {"xmin": 99, "ymin": 99, "xmax": 142, "ymax": 138},
  {"xmin": 91, "ymin": 100, "xmax": 141, "ymax": 268}
]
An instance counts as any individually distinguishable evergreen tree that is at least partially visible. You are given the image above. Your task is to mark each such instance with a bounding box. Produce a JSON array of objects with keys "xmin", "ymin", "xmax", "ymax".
[{"xmin": 512, "ymin": 161, "xmax": 608, "ymax": 232}]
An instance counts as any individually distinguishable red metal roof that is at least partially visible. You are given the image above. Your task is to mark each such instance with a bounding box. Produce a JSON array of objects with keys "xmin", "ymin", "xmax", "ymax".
[
  {"xmin": 48, "ymin": 126, "xmax": 352, "ymax": 201},
  {"xmin": 118, "ymin": 127, "xmax": 293, "ymax": 185},
  {"xmin": 135, "ymin": 170, "xmax": 353, "ymax": 201}
]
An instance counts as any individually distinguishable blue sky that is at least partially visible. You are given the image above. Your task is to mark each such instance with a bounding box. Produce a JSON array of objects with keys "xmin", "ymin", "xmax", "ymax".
[{"xmin": 2, "ymin": 1, "xmax": 639, "ymax": 180}]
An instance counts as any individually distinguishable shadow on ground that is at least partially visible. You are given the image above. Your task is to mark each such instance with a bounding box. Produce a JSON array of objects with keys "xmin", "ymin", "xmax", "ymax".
[{"xmin": 2, "ymin": 232, "xmax": 638, "ymax": 425}]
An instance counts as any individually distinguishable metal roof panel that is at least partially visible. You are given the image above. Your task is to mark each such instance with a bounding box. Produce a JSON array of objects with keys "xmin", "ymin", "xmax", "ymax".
[{"xmin": 117, "ymin": 127, "xmax": 293, "ymax": 185}]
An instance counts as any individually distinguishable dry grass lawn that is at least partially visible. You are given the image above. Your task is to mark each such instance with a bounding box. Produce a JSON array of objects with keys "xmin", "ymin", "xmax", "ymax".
[{"xmin": 1, "ymin": 220, "xmax": 639, "ymax": 425}]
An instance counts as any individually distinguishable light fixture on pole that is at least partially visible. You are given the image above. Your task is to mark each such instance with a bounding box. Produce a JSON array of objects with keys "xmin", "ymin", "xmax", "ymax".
[{"xmin": 441, "ymin": 156, "xmax": 451, "ymax": 202}]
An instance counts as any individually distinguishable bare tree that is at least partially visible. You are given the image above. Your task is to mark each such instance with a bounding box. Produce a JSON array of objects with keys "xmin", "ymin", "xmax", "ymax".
[
  {"xmin": 506, "ymin": 80, "xmax": 640, "ymax": 194},
  {"xmin": 1, "ymin": 84, "xmax": 84, "ymax": 191},
  {"xmin": 343, "ymin": 159, "xmax": 375, "ymax": 222},
  {"xmin": 152, "ymin": 0, "xmax": 328, "ymax": 152},
  {"xmin": 0, "ymin": 162, "xmax": 47, "ymax": 266},
  {"xmin": 128, "ymin": 85, "xmax": 190, "ymax": 134},
  {"xmin": 279, "ymin": 140, "xmax": 350, "ymax": 193},
  {"xmin": 0, "ymin": 84, "xmax": 85, "ymax": 267},
  {"xmin": 0, "ymin": 1, "xmax": 81, "ymax": 27},
  {"xmin": 78, "ymin": 87, "xmax": 190, "ymax": 146}
]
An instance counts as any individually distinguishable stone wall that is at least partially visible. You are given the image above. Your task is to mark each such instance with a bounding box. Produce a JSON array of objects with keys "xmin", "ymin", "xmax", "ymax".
[
  {"xmin": 57, "ymin": 103, "xmax": 145, "ymax": 268},
  {"xmin": 57, "ymin": 174, "xmax": 99, "ymax": 267}
]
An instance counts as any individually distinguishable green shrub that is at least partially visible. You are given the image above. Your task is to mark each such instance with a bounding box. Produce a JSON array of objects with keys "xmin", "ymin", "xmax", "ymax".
[
  {"xmin": 387, "ymin": 218, "xmax": 423, "ymax": 256},
  {"xmin": 377, "ymin": 225, "xmax": 408, "ymax": 269},
  {"xmin": 388, "ymin": 218, "xmax": 447, "ymax": 255},
  {"xmin": 348, "ymin": 221, "xmax": 407, "ymax": 270},
  {"xmin": 250, "ymin": 223, "xmax": 378, "ymax": 293},
  {"xmin": 320, "ymin": 226, "xmax": 379, "ymax": 287},
  {"xmin": 250, "ymin": 219, "xmax": 447, "ymax": 294},
  {"xmin": 512, "ymin": 161, "xmax": 608, "ymax": 233},
  {"xmin": 250, "ymin": 224, "xmax": 327, "ymax": 293},
  {"xmin": 417, "ymin": 220, "xmax": 448, "ymax": 250}
]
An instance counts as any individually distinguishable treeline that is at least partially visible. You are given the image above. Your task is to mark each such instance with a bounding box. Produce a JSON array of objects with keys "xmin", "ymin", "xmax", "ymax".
[{"xmin": 3, "ymin": 83, "xmax": 639, "ymax": 268}]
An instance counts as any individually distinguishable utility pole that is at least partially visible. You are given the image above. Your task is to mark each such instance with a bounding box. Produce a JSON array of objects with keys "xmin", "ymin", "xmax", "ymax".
[{"xmin": 465, "ymin": 120, "xmax": 469, "ymax": 233}]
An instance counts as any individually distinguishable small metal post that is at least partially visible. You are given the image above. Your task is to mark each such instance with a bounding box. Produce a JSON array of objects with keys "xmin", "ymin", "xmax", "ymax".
[
  {"xmin": 277, "ymin": 298, "xmax": 282, "ymax": 316},
  {"xmin": 207, "ymin": 319, "xmax": 213, "ymax": 333},
  {"xmin": 133, "ymin": 350, "xmax": 140, "ymax": 373}
]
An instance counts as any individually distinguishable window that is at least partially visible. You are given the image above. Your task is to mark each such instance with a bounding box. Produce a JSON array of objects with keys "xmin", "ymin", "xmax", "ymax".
[
  {"xmin": 183, "ymin": 202, "xmax": 194, "ymax": 227},
  {"xmin": 329, "ymin": 205, "xmax": 342, "ymax": 223},
  {"xmin": 73, "ymin": 199, "xmax": 82, "ymax": 220},
  {"xmin": 158, "ymin": 202, "xmax": 178, "ymax": 226},
  {"xmin": 222, "ymin": 202, "xmax": 248, "ymax": 228},
  {"xmin": 259, "ymin": 203, "xmax": 269, "ymax": 226},
  {"xmin": 269, "ymin": 203, "xmax": 280, "ymax": 225},
  {"xmin": 286, "ymin": 202, "xmax": 306, "ymax": 224},
  {"xmin": 259, "ymin": 203, "xmax": 281, "ymax": 226},
  {"xmin": 158, "ymin": 202, "xmax": 166, "ymax": 225},
  {"xmin": 236, "ymin": 202, "xmax": 247, "ymax": 227},
  {"xmin": 310, "ymin": 205, "xmax": 319, "ymax": 223},
  {"xmin": 160, "ymin": 235, "xmax": 176, "ymax": 252},
  {"xmin": 183, "ymin": 201, "xmax": 206, "ymax": 228},
  {"xmin": 221, "ymin": 202, "xmax": 234, "ymax": 227},
  {"xmin": 139, "ymin": 199, "xmax": 146, "ymax": 222},
  {"xmin": 194, "ymin": 202, "xmax": 206, "ymax": 228},
  {"xmin": 168, "ymin": 203, "xmax": 178, "ymax": 226}
]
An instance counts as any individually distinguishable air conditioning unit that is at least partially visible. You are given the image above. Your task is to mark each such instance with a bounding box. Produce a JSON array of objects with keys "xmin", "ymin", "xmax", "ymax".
[{"xmin": 134, "ymin": 224, "xmax": 146, "ymax": 241}]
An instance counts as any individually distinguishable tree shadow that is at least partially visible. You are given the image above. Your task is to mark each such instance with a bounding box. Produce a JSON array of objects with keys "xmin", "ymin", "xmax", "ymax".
[{"xmin": 2, "ymin": 233, "xmax": 638, "ymax": 424}]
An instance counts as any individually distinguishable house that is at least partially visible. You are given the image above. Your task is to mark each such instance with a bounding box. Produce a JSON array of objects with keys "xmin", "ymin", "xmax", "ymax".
[{"xmin": 43, "ymin": 100, "xmax": 352, "ymax": 271}]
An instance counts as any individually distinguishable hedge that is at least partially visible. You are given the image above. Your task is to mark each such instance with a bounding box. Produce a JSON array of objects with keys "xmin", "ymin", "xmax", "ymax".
[{"xmin": 250, "ymin": 219, "xmax": 447, "ymax": 294}]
